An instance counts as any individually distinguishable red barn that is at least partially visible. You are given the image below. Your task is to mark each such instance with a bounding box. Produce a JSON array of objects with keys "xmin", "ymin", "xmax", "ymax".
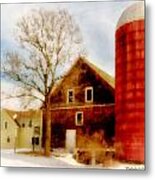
[
  {"xmin": 42, "ymin": 57, "xmax": 115, "ymax": 151},
  {"xmin": 115, "ymin": 2, "xmax": 144, "ymax": 162}
]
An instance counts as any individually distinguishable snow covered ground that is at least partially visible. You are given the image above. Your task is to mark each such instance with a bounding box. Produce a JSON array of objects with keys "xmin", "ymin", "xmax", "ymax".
[
  {"xmin": 1, "ymin": 149, "xmax": 84, "ymax": 168},
  {"xmin": 1, "ymin": 149, "xmax": 145, "ymax": 170}
]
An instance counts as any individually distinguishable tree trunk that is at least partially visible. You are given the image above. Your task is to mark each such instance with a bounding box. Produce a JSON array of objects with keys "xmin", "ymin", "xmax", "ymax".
[{"xmin": 44, "ymin": 100, "xmax": 52, "ymax": 157}]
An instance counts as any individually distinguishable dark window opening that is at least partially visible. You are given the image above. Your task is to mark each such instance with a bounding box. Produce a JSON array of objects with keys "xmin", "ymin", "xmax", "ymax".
[
  {"xmin": 7, "ymin": 137, "xmax": 10, "ymax": 143},
  {"xmin": 68, "ymin": 90, "xmax": 74, "ymax": 103},
  {"xmin": 29, "ymin": 120, "xmax": 32, "ymax": 128},
  {"xmin": 86, "ymin": 87, "xmax": 93, "ymax": 102},
  {"xmin": 22, "ymin": 123, "xmax": 25, "ymax": 128},
  {"xmin": 87, "ymin": 89, "xmax": 92, "ymax": 101},
  {"xmin": 5, "ymin": 122, "xmax": 8, "ymax": 129},
  {"xmin": 76, "ymin": 112, "xmax": 83, "ymax": 126}
]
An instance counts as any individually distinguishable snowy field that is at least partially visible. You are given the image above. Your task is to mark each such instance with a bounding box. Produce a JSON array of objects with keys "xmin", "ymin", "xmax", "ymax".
[
  {"xmin": 1, "ymin": 149, "xmax": 84, "ymax": 168},
  {"xmin": 1, "ymin": 149, "xmax": 145, "ymax": 170}
]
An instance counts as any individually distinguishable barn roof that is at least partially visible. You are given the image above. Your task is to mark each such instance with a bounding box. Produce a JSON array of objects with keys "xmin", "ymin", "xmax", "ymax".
[
  {"xmin": 82, "ymin": 58, "xmax": 115, "ymax": 88},
  {"xmin": 51, "ymin": 57, "xmax": 114, "ymax": 95}
]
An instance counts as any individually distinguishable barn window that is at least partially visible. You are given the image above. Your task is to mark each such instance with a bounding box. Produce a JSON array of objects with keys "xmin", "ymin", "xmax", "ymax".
[
  {"xmin": 85, "ymin": 87, "xmax": 93, "ymax": 102},
  {"xmin": 7, "ymin": 137, "xmax": 10, "ymax": 143},
  {"xmin": 67, "ymin": 89, "xmax": 74, "ymax": 103},
  {"xmin": 75, "ymin": 112, "xmax": 83, "ymax": 126},
  {"xmin": 5, "ymin": 122, "xmax": 8, "ymax": 129}
]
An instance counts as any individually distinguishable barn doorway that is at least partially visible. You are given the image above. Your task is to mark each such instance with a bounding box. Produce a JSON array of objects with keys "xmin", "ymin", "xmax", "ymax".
[
  {"xmin": 66, "ymin": 129, "xmax": 76, "ymax": 153},
  {"xmin": 88, "ymin": 116, "xmax": 115, "ymax": 145},
  {"xmin": 51, "ymin": 123, "xmax": 65, "ymax": 148}
]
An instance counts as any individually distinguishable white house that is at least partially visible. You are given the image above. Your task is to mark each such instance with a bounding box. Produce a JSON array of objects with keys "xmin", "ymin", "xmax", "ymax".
[
  {"xmin": 1, "ymin": 109, "xmax": 42, "ymax": 151},
  {"xmin": 1, "ymin": 109, "xmax": 18, "ymax": 149}
]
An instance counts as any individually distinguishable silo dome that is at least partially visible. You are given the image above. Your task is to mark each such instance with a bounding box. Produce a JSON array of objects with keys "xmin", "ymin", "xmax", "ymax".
[
  {"xmin": 115, "ymin": 2, "xmax": 145, "ymax": 163},
  {"xmin": 117, "ymin": 2, "xmax": 144, "ymax": 29}
]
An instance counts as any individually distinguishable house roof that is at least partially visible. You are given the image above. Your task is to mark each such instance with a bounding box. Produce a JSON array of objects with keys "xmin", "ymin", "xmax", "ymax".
[
  {"xmin": 51, "ymin": 57, "xmax": 114, "ymax": 96},
  {"xmin": 2, "ymin": 109, "xmax": 41, "ymax": 123},
  {"xmin": 1, "ymin": 109, "xmax": 20, "ymax": 127}
]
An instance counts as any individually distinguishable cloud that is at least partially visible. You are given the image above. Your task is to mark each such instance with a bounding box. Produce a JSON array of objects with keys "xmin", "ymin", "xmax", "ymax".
[
  {"xmin": 1, "ymin": 1, "xmax": 141, "ymax": 109},
  {"xmin": 1, "ymin": 1, "xmax": 140, "ymax": 73},
  {"xmin": 1, "ymin": 2, "xmax": 137, "ymax": 75}
]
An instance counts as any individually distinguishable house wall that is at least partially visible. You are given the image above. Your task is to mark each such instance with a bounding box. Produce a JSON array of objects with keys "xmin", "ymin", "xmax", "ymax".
[
  {"xmin": 1, "ymin": 109, "xmax": 42, "ymax": 150},
  {"xmin": 1, "ymin": 110, "xmax": 18, "ymax": 149},
  {"xmin": 17, "ymin": 128, "xmax": 33, "ymax": 149},
  {"xmin": 16, "ymin": 111, "xmax": 42, "ymax": 150}
]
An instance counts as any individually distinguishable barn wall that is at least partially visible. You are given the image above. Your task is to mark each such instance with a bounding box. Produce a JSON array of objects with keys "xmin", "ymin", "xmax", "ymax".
[
  {"xmin": 42, "ymin": 105, "xmax": 115, "ymax": 148},
  {"xmin": 51, "ymin": 105, "xmax": 114, "ymax": 128},
  {"xmin": 50, "ymin": 60, "xmax": 114, "ymax": 107},
  {"xmin": 44, "ymin": 59, "xmax": 115, "ymax": 149}
]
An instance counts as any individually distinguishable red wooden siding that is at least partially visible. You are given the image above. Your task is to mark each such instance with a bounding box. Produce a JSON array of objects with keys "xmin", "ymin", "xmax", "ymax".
[
  {"xmin": 50, "ymin": 59, "xmax": 114, "ymax": 108},
  {"xmin": 51, "ymin": 105, "xmax": 114, "ymax": 128},
  {"xmin": 42, "ymin": 58, "xmax": 115, "ymax": 149}
]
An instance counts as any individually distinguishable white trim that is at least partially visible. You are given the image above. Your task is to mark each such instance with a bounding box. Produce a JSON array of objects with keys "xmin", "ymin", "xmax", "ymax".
[
  {"xmin": 75, "ymin": 111, "xmax": 83, "ymax": 126},
  {"xmin": 67, "ymin": 89, "xmax": 74, "ymax": 103},
  {"xmin": 51, "ymin": 103, "xmax": 114, "ymax": 111},
  {"xmin": 85, "ymin": 87, "xmax": 93, "ymax": 103}
]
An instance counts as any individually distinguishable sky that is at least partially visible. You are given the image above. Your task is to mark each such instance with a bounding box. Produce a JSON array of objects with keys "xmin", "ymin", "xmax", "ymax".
[{"xmin": 1, "ymin": 0, "xmax": 141, "ymax": 109}]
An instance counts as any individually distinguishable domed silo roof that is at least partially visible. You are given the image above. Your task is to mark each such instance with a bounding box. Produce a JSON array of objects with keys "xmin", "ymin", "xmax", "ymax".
[{"xmin": 116, "ymin": 2, "xmax": 144, "ymax": 29}]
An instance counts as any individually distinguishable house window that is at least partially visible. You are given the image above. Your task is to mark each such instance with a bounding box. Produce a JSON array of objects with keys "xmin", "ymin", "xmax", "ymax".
[
  {"xmin": 29, "ymin": 120, "xmax": 32, "ymax": 128},
  {"xmin": 75, "ymin": 112, "xmax": 83, "ymax": 126},
  {"xmin": 22, "ymin": 123, "xmax": 25, "ymax": 128},
  {"xmin": 7, "ymin": 137, "xmax": 10, "ymax": 143},
  {"xmin": 5, "ymin": 122, "xmax": 8, "ymax": 129},
  {"xmin": 67, "ymin": 89, "xmax": 74, "ymax": 103},
  {"xmin": 85, "ymin": 87, "xmax": 93, "ymax": 102},
  {"xmin": 34, "ymin": 126, "xmax": 40, "ymax": 135}
]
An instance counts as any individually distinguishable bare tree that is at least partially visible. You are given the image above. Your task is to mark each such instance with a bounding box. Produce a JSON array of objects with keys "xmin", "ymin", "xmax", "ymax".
[{"xmin": 2, "ymin": 9, "xmax": 85, "ymax": 156}]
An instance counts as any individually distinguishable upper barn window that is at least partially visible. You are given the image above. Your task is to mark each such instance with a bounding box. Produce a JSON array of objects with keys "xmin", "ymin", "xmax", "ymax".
[
  {"xmin": 67, "ymin": 89, "xmax": 74, "ymax": 103},
  {"xmin": 85, "ymin": 87, "xmax": 93, "ymax": 102}
]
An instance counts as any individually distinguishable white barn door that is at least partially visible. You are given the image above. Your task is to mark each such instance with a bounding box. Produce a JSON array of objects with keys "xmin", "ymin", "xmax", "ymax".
[{"xmin": 66, "ymin": 129, "xmax": 76, "ymax": 153}]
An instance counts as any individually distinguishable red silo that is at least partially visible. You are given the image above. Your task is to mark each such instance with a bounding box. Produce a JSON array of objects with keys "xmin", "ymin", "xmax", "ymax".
[{"xmin": 115, "ymin": 2, "xmax": 144, "ymax": 163}]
